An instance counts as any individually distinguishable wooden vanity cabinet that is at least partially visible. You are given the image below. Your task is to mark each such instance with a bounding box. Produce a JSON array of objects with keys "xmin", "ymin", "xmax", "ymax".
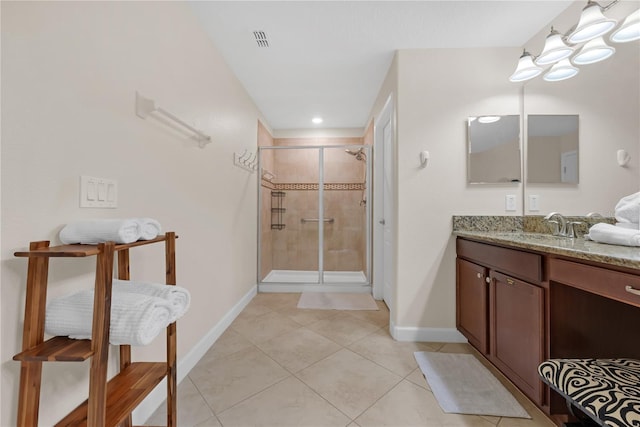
[
  {"xmin": 456, "ymin": 238, "xmax": 545, "ymax": 405},
  {"xmin": 490, "ymin": 271, "xmax": 544, "ymax": 404},
  {"xmin": 456, "ymin": 258, "xmax": 489, "ymax": 354}
]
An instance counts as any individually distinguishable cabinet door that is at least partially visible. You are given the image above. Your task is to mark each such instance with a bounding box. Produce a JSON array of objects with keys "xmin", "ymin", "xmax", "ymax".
[
  {"xmin": 456, "ymin": 258, "xmax": 489, "ymax": 354},
  {"xmin": 490, "ymin": 271, "xmax": 544, "ymax": 404}
]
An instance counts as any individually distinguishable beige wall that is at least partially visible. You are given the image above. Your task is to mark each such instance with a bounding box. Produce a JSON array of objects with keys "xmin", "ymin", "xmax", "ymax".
[
  {"xmin": 523, "ymin": 1, "xmax": 640, "ymax": 214},
  {"xmin": 1, "ymin": 2, "xmax": 262, "ymax": 424},
  {"xmin": 369, "ymin": 47, "xmax": 523, "ymax": 334},
  {"xmin": 395, "ymin": 47, "xmax": 525, "ymax": 329}
]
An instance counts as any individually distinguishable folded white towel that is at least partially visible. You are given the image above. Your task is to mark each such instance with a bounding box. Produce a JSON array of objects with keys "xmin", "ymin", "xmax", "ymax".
[
  {"xmin": 59, "ymin": 219, "xmax": 141, "ymax": 244},
  {"xmin": 136, "ymin": 218, "xmax": 162, "ymax": 240},
  {"xmin": 585, "ymin": 223, "xmax": 640, "ymax": 247},
  {"xmin": 113, "ymin": 279, "xmax": 190, "ymax": 322},
  {"xmin": 45, "ymin": 289, "xmax": 172, "ymax": 346},
  {"xmin": 615, "ymin": 192, "xmax": 640, "ymax": 224},
  {"xmin": 616, "ymin": 222, "xmax": 640, "ymax": 230}
]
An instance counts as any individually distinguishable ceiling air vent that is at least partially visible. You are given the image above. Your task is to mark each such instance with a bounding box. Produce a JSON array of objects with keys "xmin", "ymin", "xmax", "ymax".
[{"xmin": 253, "ymin": 31, "xmax": 269, "ymax": 48}]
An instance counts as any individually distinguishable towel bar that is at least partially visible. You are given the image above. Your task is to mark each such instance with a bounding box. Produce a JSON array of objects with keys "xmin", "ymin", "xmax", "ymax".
[
  {"xmin": 135, "ymin": 92, "xmax": 211, "ymax": 148},
  {"xmin": 301, "ymin": 218, "xmax": 335, "ymax": 223}
]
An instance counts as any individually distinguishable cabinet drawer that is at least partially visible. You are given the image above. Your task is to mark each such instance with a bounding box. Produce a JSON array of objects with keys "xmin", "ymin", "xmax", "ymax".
[
  {"xmin": 457, "ymin": 238, "xmax": 542, "ymax": 284},
  {"xmin": 550, "ymin": 259, "xmax": 640, "ymax": 308}
]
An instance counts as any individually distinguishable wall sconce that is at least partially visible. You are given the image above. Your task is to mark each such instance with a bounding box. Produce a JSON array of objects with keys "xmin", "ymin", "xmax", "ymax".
[{"xmin": 509, "ymin": 2, "xmax": 639, "ymax": 83}]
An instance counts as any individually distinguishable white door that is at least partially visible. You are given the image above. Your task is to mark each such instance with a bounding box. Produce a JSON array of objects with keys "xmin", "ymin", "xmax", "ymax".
[
  {"xmin": 561, "ymin": 150, "xmax": 578, "ymax": 183},
  {"xmin": 382, "ymin": 120, "xmax": 393, "ymax": 309},
  {"xmin": 373, "ymin": 95, "xmax": 394, "ymax": 311}
]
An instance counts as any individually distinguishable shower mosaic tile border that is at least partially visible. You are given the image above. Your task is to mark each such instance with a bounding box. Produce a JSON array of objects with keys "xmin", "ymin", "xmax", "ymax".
[
  {"xmin": 261, "ymin": 182, "xmax": 365, "ymax": 191},
  {"xmin": 261, "ymin": 179, "xmax": 276, "ymax": 190}
]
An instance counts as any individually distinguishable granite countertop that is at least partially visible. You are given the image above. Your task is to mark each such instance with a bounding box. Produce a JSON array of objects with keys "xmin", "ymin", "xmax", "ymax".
[{"xmin": 453, "ymin": 216, "xmax": 640, "ymax": 270}]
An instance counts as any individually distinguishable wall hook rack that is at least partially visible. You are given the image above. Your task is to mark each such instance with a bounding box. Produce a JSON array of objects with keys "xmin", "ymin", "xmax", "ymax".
[
  {"xmin": 135, "ymin": 91, "xmax": 212, "ymax": 148},
  {"xmin": 233, "ymin": 149, "xmax": 258, "ymax": 173}
]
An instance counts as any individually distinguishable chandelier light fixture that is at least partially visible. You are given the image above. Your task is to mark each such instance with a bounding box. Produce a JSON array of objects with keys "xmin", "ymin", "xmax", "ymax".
[
  {"xmin": 543, "ymin": 59, "xmax": 580, "ymax": 81},
  {"xmin": 509, "ymin": 1, "xmax": 640, "ymax": 83}
]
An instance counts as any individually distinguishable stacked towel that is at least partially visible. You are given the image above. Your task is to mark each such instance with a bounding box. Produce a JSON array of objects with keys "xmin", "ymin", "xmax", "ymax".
[
  {"xmin": 137, "ymin": 218, "xmax": 162, "ymax": 240},
  {"xmin": 615, "ymin": 192, "xmax": 640, "ymax": 229},
  {"xmin": 113, "ymin": 279, "xmax": 190, "ymax": 322},
  {"xmin": 45, "ymin": 290, "xmax": 173, "ymax": 346},
  {"xmin": 59, "ymin": 218, "xmax": 162, "ymax": 244},
  {"xmin": 586, "ymin": 223, "xmax": 640, "ymax": 247}
]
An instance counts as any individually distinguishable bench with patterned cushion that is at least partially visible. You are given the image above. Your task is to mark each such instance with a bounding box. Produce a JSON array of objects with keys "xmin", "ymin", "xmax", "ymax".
[{"xmin": 538, "ymin": 359, "xmax": 640, "ymax": 427}]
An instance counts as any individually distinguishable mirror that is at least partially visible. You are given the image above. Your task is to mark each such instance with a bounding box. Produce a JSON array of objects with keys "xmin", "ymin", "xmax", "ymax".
[
  {"xmin": 527, "ymin": 115, "xmax": 579, "ymax": 184},
  {"xmin": 467, "ymin": 115, "xmax": 521, "ymax": 184}
]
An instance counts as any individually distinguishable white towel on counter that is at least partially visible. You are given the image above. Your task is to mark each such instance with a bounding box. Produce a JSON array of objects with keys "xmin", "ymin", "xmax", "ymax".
[
  {"xmin": 615, "ymin": 192, "xmax": 640, "ymax": 224},
  {"xmin": 45, "ymin": 289, "xmax": 172, "ymax": 346},
  {"xmin": 616, "ymin": 222, "xmax": 640, "ymax": 230},
  {"xmin": 136, "ymin": 218, "xmax": 162, "ymax": 240},
  {"xmin": 113, "ymin": 279, "xmax": 190, "ymax": 322},
  {"xmin": 585, "ymin": 223, "xmax": 640, "ymax": 247}
]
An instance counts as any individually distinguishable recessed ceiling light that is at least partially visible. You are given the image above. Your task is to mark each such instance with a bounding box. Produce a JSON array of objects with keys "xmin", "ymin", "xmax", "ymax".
[{"xmin": 312, "ymin": 117, "xmax": 323, "ymax": 124}]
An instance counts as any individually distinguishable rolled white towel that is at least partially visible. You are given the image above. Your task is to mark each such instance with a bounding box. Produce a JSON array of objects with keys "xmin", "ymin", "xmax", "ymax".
[
  {"xmin": 113, "ymin": 279, "xmax": 190, "ymax": 322},
  {"xmin": 615, "ymin": 192, "xmax": 640, "ymax": 224},
  {"xmin": 60, "ymin": 219, "xmax": 141, "ymax": 244},
  {"xmin": 585, "ymin": 223, "xmax": 640, "ymax": 247},
  {"xmin": 136, "ymin": 218, "xmax": 162, "ymax": 240},
  {"xmin": 616, "ymin": 222, "xmax": 640, "ymax": 230},
  {"xmin": 45, "ymin": 289, "xmax": 172, "ymax": 346}
]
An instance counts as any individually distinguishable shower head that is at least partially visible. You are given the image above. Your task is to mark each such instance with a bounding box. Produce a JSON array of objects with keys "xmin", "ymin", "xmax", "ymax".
[{"xmin": 345, "ymin": 148, "xmax": 366, "ymax": 161}]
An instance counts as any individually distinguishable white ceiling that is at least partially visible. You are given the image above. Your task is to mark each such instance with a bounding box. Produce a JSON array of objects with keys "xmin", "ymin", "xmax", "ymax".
[{"xmin": 188, "ymin": 1, "xmax": 573, "ymax": 131}]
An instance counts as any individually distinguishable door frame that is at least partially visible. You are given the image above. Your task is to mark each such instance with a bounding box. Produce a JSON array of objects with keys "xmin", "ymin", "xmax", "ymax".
[{"xmin": 372, "ymin": 94, "xmax": 396, "ymax": 308}]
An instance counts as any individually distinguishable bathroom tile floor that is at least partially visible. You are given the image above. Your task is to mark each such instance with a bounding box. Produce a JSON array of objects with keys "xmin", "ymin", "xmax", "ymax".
[{"xmin": 145, "ymin": 292, "xmax": 555, "ymax": 427}]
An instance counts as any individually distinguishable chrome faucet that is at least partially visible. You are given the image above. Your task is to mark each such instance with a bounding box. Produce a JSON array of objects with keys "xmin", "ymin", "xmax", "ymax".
[{"xmin": 544, "ymin": 212, "xmax": 567, "ymax": 236}]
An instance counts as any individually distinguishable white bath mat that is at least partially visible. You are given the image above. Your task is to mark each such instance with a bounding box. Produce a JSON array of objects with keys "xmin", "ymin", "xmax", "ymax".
[
  {"xmin": 297, "ymin": 292, "xmax": 378, "ymax": 310},
  {"xmin": 414, "ymin": 352, "xmax": 530, "ymax": 419}
]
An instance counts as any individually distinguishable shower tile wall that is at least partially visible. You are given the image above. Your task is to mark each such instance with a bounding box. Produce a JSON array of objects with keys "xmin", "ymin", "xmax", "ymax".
[{"xmin": 264, "ymin": 137, "xmax": 367, "ymax": 275}]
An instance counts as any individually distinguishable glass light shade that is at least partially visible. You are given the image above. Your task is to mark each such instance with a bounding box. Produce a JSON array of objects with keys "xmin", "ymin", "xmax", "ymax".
[
  {"xmin": 610, "ymin": 9, "xmax": 640, "ymax": 43},
  {"xmin": 572, "ymin": 37, "xmax": 615, "ymax": 64},
  {"xmin": 509, "ymin": 51, "xmax": 543, "ymax": 82},
  {"xmin": 544, "ymin": 59, "xmax": 580, "ymax": 81},
  {"xmin": 478, "ymin": 116, "xmax": 501, "ymax": 124},
  {"xmin": 568, "ymin": 2, "xmax": 617, "ymax": 44},
  {"xmin": 536, "ymin": 29, "xmax": 574, "ymax": 65}
]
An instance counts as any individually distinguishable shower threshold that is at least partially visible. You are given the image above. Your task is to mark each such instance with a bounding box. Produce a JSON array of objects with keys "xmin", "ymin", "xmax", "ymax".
[
  {"xmin": 263, "ymin": 269, "xmax": 366, "ymax": 283},
  {"xmin": 259, "ymin": 270, "xmax": 371, "ymax": 293}
]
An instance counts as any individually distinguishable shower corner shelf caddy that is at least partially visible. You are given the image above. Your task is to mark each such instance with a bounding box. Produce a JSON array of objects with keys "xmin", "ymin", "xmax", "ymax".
[
  {"xmin": 12, "ymin": 232, "xmax": 179, "ymax": 427},
  {"xmin": 271, "ymin": 191, "xmax": 286, "ymax": 230}
]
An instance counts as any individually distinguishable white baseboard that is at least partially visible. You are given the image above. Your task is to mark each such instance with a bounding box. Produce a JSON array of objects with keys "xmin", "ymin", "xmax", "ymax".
[
  {"xmin": 390, "ymin": 320, "xmax": 467, "ymax": 343},
  {"xmin": 132, "ymin": 284, "xmax": 258, "ymax": 424}
]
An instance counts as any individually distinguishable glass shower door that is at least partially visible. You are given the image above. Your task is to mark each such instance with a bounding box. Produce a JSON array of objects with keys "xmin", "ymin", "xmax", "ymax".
[
  {"xmin": 260, "ymin": 147, "xmax": 320, "ymax": 283},
  {"xmin": 322, "ymin": 145, "xmax": 370, "ymax": 284}
]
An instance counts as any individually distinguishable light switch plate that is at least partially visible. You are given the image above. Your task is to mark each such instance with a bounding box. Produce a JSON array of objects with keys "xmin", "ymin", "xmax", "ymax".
[
  {"xmin": 529, "ymin": 195, "xmax": 540, "ymax": 212},
  {"xmin": 505, "ymin": 194, "xmax": 517, "ymax": 212},
  {"xmin": 80, "ymin": 176, "xmax": 117, "ymax": 208}
]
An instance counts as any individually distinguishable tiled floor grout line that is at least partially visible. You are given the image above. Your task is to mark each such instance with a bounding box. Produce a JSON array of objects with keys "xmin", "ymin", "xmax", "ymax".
[{"xmin": 185, "ymin": 373, "xmax": 224, "ymax": 427}]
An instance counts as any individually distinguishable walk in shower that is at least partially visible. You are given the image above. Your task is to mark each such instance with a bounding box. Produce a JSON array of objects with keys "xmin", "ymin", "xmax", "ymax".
[{"xmin": 258, "ymin": 144, "xmax": 371, "ymax": 292}]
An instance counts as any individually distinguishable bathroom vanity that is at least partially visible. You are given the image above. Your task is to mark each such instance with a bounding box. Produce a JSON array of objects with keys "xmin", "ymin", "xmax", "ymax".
[{"xmin": 454, "ymin": 224, "xmax": 640, "ymax": 423}]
